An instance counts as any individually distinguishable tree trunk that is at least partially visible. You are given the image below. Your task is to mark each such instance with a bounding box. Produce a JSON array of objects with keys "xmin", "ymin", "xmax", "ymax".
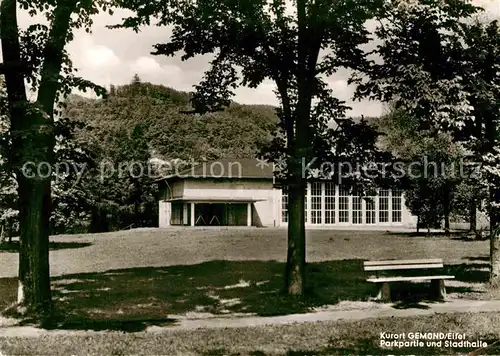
[
  {"xmin": 90, "ymin": 207, "xmax": 101, "ymax": 233},
  {"xmin": 490, "ymin": 188, "xmax": 500, "ymax": 286},
  {"xmin": 1, "ymin": 0, "xmax": 78, "ymax": 314},
  {"xmin": 0, "ymin": 0, "xmax": 48, "ymax": 312},
  {"xmin": 444, "ymin": 215, "xmax": 450, "ymax": 235},
  {"xmin": 17, "ymin": 176, "xmax": 52, "ymax": 312},
  {"xmin": 416, "ymin": 214, "xmax": 420, "ymax": 234},
  {"xmin": 490, "ymin": 223, "xmax": 500, "ymax": 285},
  {"xmin": 7, "ymin": 223, "xmax": 12, "ymax": 244},
  {"xmin": 285, "ymin": 178, "xmax": 306, "ymax": 295},
  {"xmin": 470, "ymin": 199, "xmax": 477, "ymax": 233},
  {"xmin": 283, "ymin": 0, "xmax": 319, "ymax": 296},
  {"xmin": 443, "ymin": 186, "xmax": 450, "ymax": 235}
]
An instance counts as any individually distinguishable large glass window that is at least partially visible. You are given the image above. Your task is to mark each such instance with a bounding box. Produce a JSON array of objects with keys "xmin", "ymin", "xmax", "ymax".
[
  {"xmin": 392, "ymin": 189, "xmax": 402, "ymax": 223},
  {"xmin": 311, "ymin": 182, "xmax": 322, "ymax": 224},
  {"xmin": 281, "ymin": 186, "xmax": 310, "ymax": 223},
  {"xmin": 352, "ymin": 192, "xmax": 362, "ymax": 224},
  {"xmin": 325, "ymin": 182, "xmax": 335, "ymax": 224},
  {"xmin": 339, "ymin": 186, "xmax": 349, "ymax": 223},
  {"xmin": 304, "ymin": 185, "xmax": 308, "ymax": 223},
  {"xmin": 379, "ymin": 189, "xmax": 390, "ymax": 223},
  {"xmin": 365, "ymin": 197, "xmax": 376, "ymax": 224},
  {"xmin": 282, "ymin": 187, "xmax": 288, "ymax": 223}
]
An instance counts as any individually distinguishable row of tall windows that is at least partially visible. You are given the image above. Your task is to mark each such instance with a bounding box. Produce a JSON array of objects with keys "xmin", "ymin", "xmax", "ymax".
[{"xmin": 281, "ymin": 185, "xmax": 403, "ymax": 224}]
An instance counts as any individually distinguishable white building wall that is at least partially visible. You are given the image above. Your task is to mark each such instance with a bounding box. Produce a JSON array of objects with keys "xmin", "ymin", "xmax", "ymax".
[
  {"xmin": 171, "ymin": 181, "xmax": 184, "ymax": 198},
  {"xmin": 182, "ymin": 179, "xmax": 277, "ymax": 227},
  {"xmin": 158, "ymin": 201, "xmax": 171, "ymax": 228}
]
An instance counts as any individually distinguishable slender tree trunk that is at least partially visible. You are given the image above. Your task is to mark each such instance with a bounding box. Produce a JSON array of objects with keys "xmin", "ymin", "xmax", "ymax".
[
  {"xmin": 490, "ymin": 188, "xmax": 500, "ymax": 285},
  {"xmin": 490, "ymin": 222, "xmax": 500, "ymax": 285},
  {"xmin": 284, "ymin": 0, "xmax": 319, "ymax": 296},
  {"xmin": 443, "ymin": 186, "xmax": 450, "ymax": 235},
  {"xmin": 469, "ymin": 199, "xmax": 477, "ymax": 233},
  {"xmin": 444, "ymin": 215, "xmax": 450, "ymax": 235},
  {"xmin": 90, "ymin": 207, "xmax": 101, "ymax": 233},
  {"xmin": 416, "ymin": 214, "xmax": 420, "ymax": 234},
  {"xmin": 7, "ymin": 224, "xmax": 12, "ymax": 244},
  {"xmin": 285, "ymin": 178, "xmax": 306, "ymax": 295}
]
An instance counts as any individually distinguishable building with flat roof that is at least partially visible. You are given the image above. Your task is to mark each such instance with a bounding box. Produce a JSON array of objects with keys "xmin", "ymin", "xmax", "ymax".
[{"xmin": 156, "ymin": 158, "xmax": 417, "ymax": 229}]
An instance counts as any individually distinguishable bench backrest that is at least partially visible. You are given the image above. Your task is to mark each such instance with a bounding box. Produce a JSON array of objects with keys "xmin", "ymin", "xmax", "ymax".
[{"xmin": 363, "ymin": 259, "xmax": 444, "ymax": 272}]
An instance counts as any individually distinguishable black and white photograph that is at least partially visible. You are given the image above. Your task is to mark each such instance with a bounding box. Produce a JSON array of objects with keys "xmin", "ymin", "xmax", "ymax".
[{"xmin": 1, "ymin": 0, "xmax": 500, "ymax": 354}]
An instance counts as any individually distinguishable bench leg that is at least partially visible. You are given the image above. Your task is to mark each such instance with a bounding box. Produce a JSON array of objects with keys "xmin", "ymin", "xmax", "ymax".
[
  {"xmin": 430, "ymin": 279, "xmax": 446, "ymax": 300},
  {"xmin": 376, "ymin": 282, "xmax": 391, "ymax": 302}
]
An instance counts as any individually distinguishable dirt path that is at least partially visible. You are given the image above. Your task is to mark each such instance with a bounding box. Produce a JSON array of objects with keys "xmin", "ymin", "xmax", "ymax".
[{"xmin": 1, "ymin": 299, "xmax": 500, "ymax": 337}]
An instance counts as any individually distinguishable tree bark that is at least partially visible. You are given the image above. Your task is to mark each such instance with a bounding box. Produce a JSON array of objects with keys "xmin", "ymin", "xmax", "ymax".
[
  {"xmin": 7, "ymin": 223, "xmax": 12, "ymax": 244},
  {"xmin": 444, "ymin": 215, "xmax": 450, "ymax": 235},
  {"xmin": 469, "ymin": 199, "xmax": 477, "ymax": 233},
  {"xmin": 443, "ymin": 186, "xmax": 450, "ymax": 235},
  {"xmin": 490, "ymin": 188, "xmax": 500, "ymax": 285},
  {"xmin": 17, "ymin": 176, "xmax": 52, "ymax": 312},
  {"xmin": 285, "ymin": 178, "xmax": 306, "ymax": 295},
  {"xmin": 284, "ymin": 0, "xmax": 319, "ymax": 296},
  {"xmin": 490, "ymin": 224, "xmax": 500, "ymax": 285}
]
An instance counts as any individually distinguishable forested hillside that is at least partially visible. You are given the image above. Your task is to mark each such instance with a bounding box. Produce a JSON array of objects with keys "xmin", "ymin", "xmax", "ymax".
[{"xmin": 64, "ymin": 76, "xmax": 278, "ymax": 161}]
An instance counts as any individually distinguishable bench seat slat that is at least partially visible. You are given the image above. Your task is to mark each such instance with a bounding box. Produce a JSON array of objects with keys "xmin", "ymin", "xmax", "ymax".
[
  {"xmin": 364, "ymin": 263, "xmax": 443, "ymax": 271},
  {"xmin": 363, "ymin": 259, "xmax": 443, "ymax": 266},
  {"xmin": 367, "ymin": 275, "xmax": 455, "ymax": 283}
]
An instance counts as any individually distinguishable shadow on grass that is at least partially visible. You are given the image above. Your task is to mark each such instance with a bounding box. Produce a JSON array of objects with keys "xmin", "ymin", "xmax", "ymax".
[
  {"xmin": 361, "ymin": 259, "xmax": 489, "ymax": 310},
  {"xmin": 0, "ymin": 241, "xmax": 92, "ymax": 253},
  {"xmin": 0, "ymin": 258, "xmax": 491, "ymax": 332},
  {"xmin": 0, "ymin": 277, "xmax": 17, "ymax": 311},
  {"xmin": 464, "ymin": 255, "xmax": 490, "ymax": 262},
  {"xmin": 203, "ymin": 338, "xmax": 500, "ymax": 356},
  {"xmin": 35, "ymin": 260, "xmax": 378, "ymax": 331},
  {"xmin": 390, "ymin": 284, "xmax": 477, "ymax": 310},
  {"xmin": 444, "ymin": 263, "xmax": 489, "ymax": 283},
  {"xmin": 385, "ymin": 231, "xmax": 469, "ymax": 239}
]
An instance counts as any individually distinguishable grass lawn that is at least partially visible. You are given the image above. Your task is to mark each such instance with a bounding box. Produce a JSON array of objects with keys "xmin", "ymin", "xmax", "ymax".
[
  {"xmin": 1, "ymin": 312, "xmax": 500, "ymax": 355},
  {"xmin": 0, "ymin": 228, "xmax": 495, "ymax": 331}
]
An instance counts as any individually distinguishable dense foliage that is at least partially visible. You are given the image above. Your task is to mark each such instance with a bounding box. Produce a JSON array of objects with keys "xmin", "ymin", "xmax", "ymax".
[
  {"xmin": 377, "ymin": 106, "xmax": 467, "ymax": 232},
  {"xmin": 353, "ymin": 0, "xmax": 500, "ymax": 281},
  {"xmin": 64, "ymin": 77, "xmax": 278, "ymax": 162}
]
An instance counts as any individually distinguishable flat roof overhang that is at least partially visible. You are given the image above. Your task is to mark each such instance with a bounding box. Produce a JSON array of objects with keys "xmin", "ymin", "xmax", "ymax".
[
  {"xmin": 162, "ymin": 197, "xmax": 266, "ymax": 203},
  {"xmin": 155, "ymin": 176, "xmax": 274, "ymax": 183}
]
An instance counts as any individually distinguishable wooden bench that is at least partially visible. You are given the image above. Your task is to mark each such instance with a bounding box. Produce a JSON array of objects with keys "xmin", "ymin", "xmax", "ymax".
[{"xmin": 363, "ymin": 259, "xmax": 455, "ymax": 302}]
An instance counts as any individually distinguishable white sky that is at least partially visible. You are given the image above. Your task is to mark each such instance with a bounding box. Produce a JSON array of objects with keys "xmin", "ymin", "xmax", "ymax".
[{"xmin": 8, "ymin": 0, "xmax": 500, "ymax": 117}]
